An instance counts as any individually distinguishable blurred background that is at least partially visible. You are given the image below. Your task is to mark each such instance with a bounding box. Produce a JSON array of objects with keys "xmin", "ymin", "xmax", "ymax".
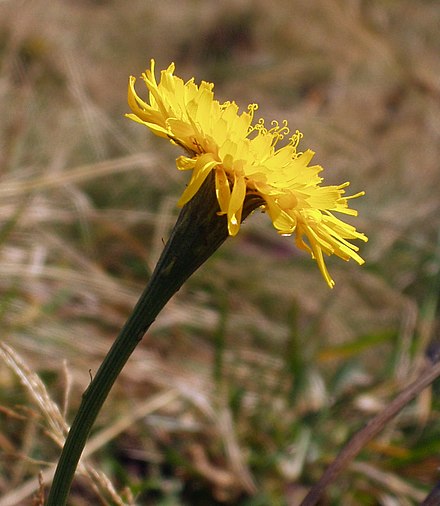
[{"xmin": 1, "ymin": 0, "xmax": 440, "ymax": 504}]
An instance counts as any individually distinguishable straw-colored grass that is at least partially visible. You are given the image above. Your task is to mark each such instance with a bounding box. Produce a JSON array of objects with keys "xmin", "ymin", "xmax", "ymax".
[{"xmin": 1, "ymin": 0, "xmax": 439, "ymax": 504}]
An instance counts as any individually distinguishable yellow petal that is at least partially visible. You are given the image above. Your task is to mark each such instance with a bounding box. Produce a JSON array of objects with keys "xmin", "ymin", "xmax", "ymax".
[
  {"xmin": 177, "ymin": 153, "xmax": 219, "ymax": 206},
  {"xmin": 227, "ymin": 175, "xmax": 246, "ymax": 236},
  {"xmin": 215, "ymin": 168, "xmax": 231, "ymax": 214}
]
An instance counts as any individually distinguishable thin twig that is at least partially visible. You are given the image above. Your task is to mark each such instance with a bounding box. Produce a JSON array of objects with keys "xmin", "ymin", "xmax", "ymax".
[
  {"xmin": 300, "ymin": 360, "xmax": 440, "ymax": 506},
  {"xmin": 420, "ymin": 481, "xmax": 440, "ymax": 506}
]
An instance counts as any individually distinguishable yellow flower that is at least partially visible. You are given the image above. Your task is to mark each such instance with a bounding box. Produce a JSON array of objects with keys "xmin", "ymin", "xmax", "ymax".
[{"xmin": 127, "ymin": 60, "xmax": 368, "ymax": 287}]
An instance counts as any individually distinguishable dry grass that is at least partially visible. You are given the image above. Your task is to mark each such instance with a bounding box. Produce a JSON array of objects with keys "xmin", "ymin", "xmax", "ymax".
[{"xmin": 1, "ymin": 0, "xmax": 440, "ymax": 504}]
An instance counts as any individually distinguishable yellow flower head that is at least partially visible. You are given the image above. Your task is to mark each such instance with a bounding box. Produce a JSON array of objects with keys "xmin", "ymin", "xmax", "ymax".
[{"xmin": 127, "ymin": 59, "xmax": 368, "ymax": 287}]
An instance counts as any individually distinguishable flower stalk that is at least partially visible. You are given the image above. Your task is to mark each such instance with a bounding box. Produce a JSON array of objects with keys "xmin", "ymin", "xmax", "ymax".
[{"xmin": 46, "ymin": 173, "xmax": 260, "ymax": 505}]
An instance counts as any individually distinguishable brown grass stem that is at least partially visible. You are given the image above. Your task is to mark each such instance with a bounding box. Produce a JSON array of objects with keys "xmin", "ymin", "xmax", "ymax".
[
  {"xmin": 420, "ymin": 481, "xmax": 440, "ymax": 506},
  {"xmin": 300, "ymin": 360, "xmax": 440, "ymax": 506}
]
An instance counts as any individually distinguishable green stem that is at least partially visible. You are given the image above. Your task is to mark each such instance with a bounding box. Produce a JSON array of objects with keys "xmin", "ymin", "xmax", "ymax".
[{"xmin": 46, "ymin": 174, "xmax": 236, "ymax": 505}]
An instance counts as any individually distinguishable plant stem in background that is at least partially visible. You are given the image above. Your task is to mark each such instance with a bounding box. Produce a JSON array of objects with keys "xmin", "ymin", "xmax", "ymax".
[{"xmin": 300, "ymin": 359, "xmax": 440, "ymax": 506}]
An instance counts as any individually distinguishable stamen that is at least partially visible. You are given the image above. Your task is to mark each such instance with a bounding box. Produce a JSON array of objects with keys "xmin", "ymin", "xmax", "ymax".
[
  {"xmin": 289, "ymin": 130, "xmax": 303, "ymax": 150},
  {"xmin": 247, "ymin": 103, "xmax": 259, "ymax": 117},
  {"xmin": 248, "ymin": 117, "xmax": 268, "ymax": 137}
]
